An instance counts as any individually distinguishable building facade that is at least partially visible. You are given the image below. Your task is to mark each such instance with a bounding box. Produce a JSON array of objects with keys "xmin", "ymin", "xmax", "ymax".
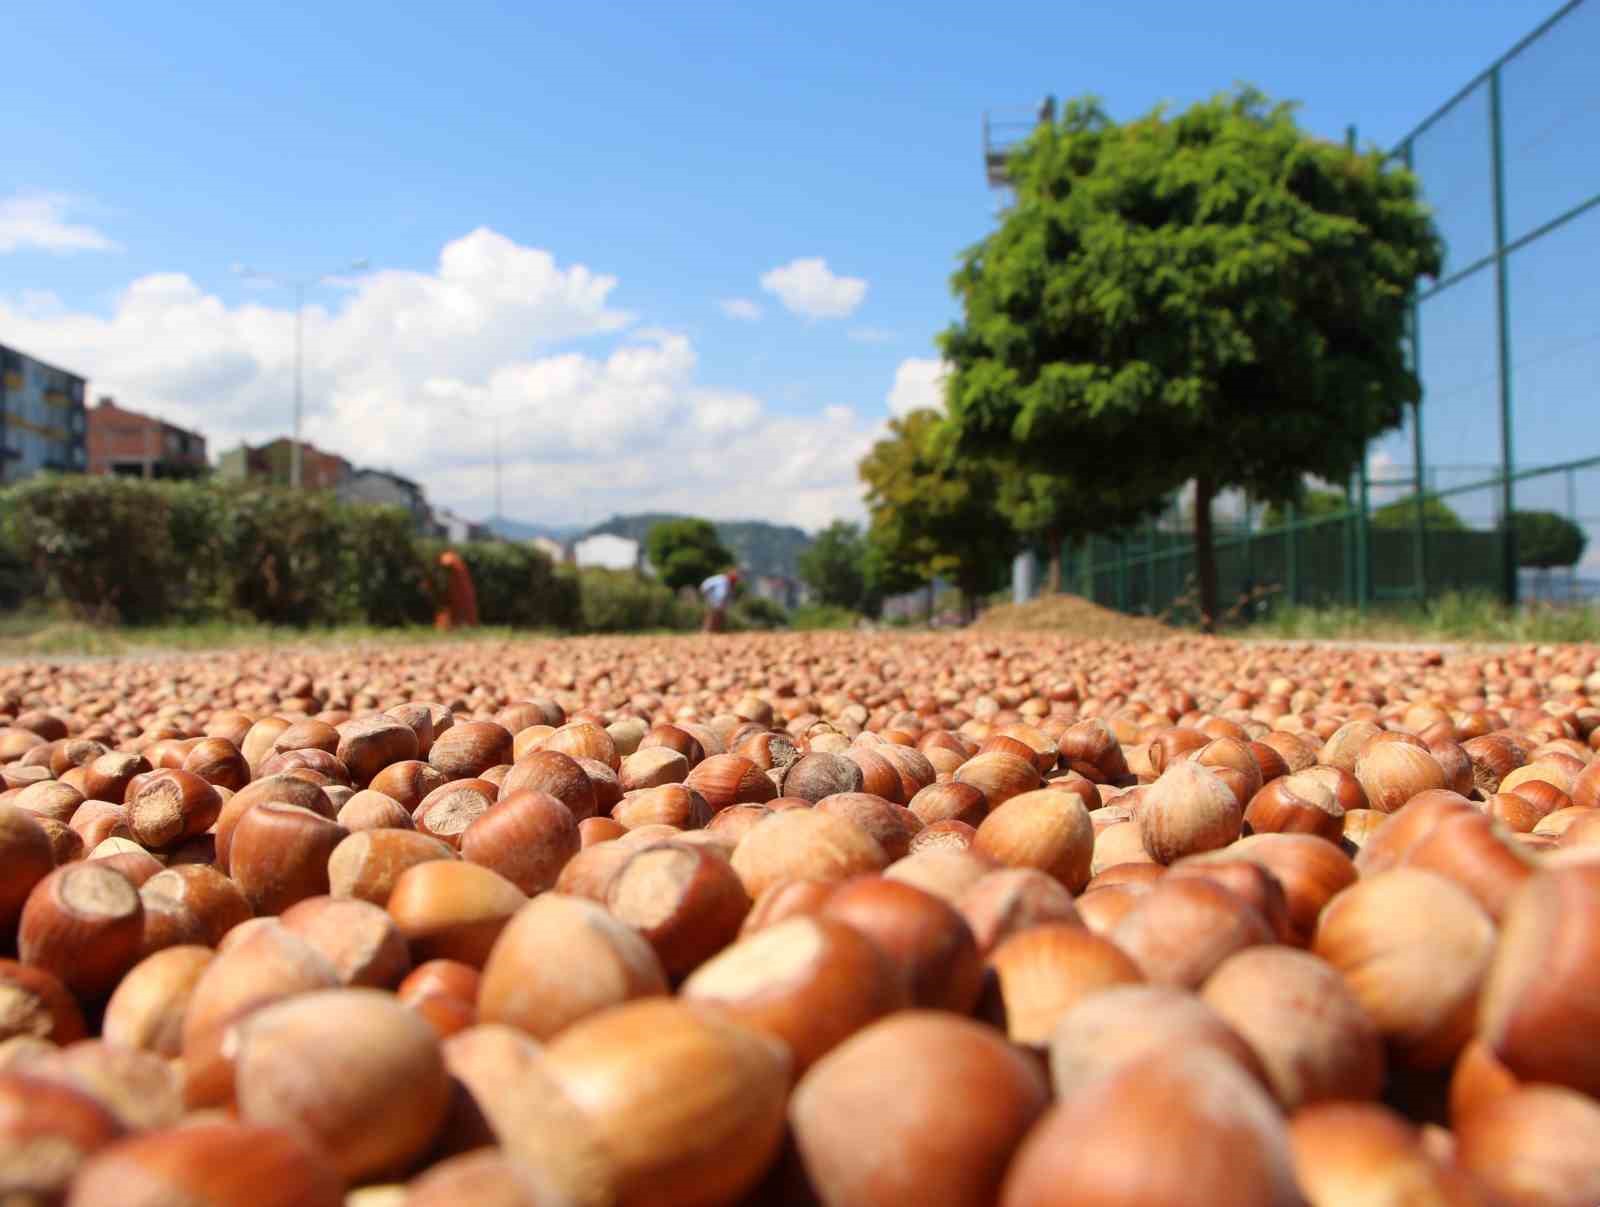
[
  {"xmin": 217, "ymin": 438, "xmax": 351, "ymax": 490},
  {"xmin": 338, "ymin": 468, "xmax": 434, "ymax": 533},
  {"xmin": 86, "ymin": 397, "xmax": 208, "ymax": 479},
  {"xmin": 573, "ymin": 533, "xmax": 642, "ymax": 571},
  {"xmin": 431, "ymin": 505, "xmax": 494, "ymax": 544},
  {"xmin": 0, "ymin": 343, "xmax": 87, "ymax": 483}
]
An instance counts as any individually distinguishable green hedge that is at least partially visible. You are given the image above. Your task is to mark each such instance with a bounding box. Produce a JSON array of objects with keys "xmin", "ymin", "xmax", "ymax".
[
  {"xmin": 0, "ymin": 476, "xmax": 574, "ymax": 629},
  {"xmin": 577, "ymin": 568, "xmax": 699, "ymax": 632},
  {"xmin": 420, "ymin": 538, "xmax": 581, "ymax": 630}
]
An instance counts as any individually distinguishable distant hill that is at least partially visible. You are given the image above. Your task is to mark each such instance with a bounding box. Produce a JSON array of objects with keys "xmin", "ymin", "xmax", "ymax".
[
  {"xmin": 486, "ymin": 517, "xmax": 584, "ymax": 543},
  {"xmin": 585, "ymin": 513, "xmax": 813, "ymax": 579}
]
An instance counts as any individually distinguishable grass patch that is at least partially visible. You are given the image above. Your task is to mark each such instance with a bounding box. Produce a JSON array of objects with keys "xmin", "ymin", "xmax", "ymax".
[
  {"xmin": 789, "ymin": 604, "xmax": 863, "ymax": 631},
  {"xmin": 1240, "ymin": 592, "xmax": 1600, "ymax": 644},
  {"xmin": 0, "ymin": 612, "xmax": 539, "ymax": 658}
]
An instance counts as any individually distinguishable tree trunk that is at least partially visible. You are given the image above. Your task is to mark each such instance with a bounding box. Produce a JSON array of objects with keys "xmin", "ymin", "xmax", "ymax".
[
  {"xmin": 1194, "ymin": 474, "xmax": 1219, "ymax": 634},
  {"xmin": 1046, "ymin": 530, "xmax": 1062, "ymax": 595},
  {"xmin": 961, "ymin": 581, "xmax": 979, "ymax": 625}
]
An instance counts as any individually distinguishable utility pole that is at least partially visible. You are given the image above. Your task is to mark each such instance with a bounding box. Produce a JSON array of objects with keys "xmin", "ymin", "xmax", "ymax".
[
  {"xmin": 233, "ymin": 259, "xmax": 369, "ymax": 489},
  {"xmin": 493, "ymin": 411, "xmax": 503, "ymax": 523}
]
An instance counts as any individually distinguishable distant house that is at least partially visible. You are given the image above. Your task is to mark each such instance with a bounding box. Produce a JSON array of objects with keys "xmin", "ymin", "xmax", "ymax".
[
  {"xmin": 86, "ymin": 396, "xmax": 207, "ymax": 480},
  {"xmin": 217, "ymin": 438, "xmax": 351, "ymax": 490},
  {"xmin": 530, "ymin": 536, "xmax": 570, "ymax": 564},
  {"xmin": 573, "ymin": 533, "xmax": 642, "ymax": 572},
  {"xmin": 0, "ymin": 342, "xmax": 87, "ymax": 482},
  {"xmin": 750, "ymin": 574, "xmax": 803, "ymax": 610},
  {"xmin": 338, "ymin": 468, "xmax": 434, "ymax": 534},
  {"xmin": 432, "ymin": 505, "xmax": 494, "ymax": 544}
]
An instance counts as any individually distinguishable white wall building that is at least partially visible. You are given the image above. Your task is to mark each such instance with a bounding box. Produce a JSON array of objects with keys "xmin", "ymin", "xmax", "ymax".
[{"xmin": 573, "ymin": 533, "xmax": 641, "ymax": 571}]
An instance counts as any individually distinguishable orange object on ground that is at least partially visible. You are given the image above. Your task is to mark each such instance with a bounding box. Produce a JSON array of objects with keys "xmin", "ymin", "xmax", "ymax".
[{"xmin": 435, "ymin": 551, "xmax": 480, "ymax": 629}]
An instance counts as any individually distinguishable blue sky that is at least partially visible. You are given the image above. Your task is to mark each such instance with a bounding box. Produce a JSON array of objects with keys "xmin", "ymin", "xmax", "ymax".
[{"xmin": 0, "ymin": 0, "xmax": 1577, "ymax": 535}]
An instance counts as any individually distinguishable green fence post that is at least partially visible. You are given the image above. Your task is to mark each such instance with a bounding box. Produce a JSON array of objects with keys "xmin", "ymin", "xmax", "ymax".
[
  {"xmin": 1567, "ymin": 466, "xmax": 1580, "ymax": 602},
  {"xmin": 1489, "ymin": 66, "xmax": 1518, "ymax": 604},
  {"xmin": 1145, "ymin": 517, "xmax": 1156, "ymax": 613},
  {"xmin": 1346, "ymin": 124, "xmax": 1373, "ymax": 614},
  {"xmin": 1404, "ymin": 140, "xmax": 1429, "ymax": 605},
  {"xmin": 1285, "ymin": 502, "xmax": 1298, "ymax": 607},
  {"xmin": 1357, "ymin": 458, "xmax": 1371, "ymax": 614},
  {"xmin": 1118, "ymin": 537, "xmax": 1129, "ymax": 611},
  {"xmin": 1081, "ymin": 536, "xmax": 1094, "ymax": 600}
]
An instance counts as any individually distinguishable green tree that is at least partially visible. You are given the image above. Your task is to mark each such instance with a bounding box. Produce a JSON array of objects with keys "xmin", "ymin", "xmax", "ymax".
[
  {"xmin": 645, "ymin": 518, "xmax": 734, "ymax": 591},
  {"xmin": 1511, "ymin": 510, "xmax": 1588, "ymax": 569},
  {"xmin": 1371, "ymin": 496, "xmax": 1465, "ymax": 531},
  {"xmin": 996, "ymin": 468, "xmax": 1160, "ymax": 593},
  {"xmin": 798, "ymin": 521, "xmax": 869, "ymax": 611},
  {"xmin": 1261, "ymin": 487, "xmax": 1349, "ymax": 529},
  {"xmin": 941, "ymin": 88, "xmax": 1442, "ymax": 630},
  {"xmin": 859, "ymin": 410, "xmax": 1012, "ymax": 622}
]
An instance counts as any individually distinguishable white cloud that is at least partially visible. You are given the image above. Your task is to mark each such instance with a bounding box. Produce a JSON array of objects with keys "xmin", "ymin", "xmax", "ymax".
[
  {"xmin": 759, "ymin": 257, "xmax": 867, "ymax": 320},
  {"xmin": 0, "ymin": 227, "xmax": 880, "ymax": 531},
  {"xmin": 719, "ymin": 298, "xmax": 762, "ymax": 322},
  {"xmin": 886, "ymin": 357, "xmax": 949, "ymax": 416},
  {"xmin": 0, "ymin": 192, "xmax": 117, "ymax": 254},
  {"xmin": 848, "ymin": 326, "xmax": 895, "ymax": 345}
]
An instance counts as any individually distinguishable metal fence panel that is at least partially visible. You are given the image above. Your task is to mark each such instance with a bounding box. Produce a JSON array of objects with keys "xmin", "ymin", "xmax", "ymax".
[{"xmin": 1051, "ymin": 2, "xmax": 1600, "ymax": 620}]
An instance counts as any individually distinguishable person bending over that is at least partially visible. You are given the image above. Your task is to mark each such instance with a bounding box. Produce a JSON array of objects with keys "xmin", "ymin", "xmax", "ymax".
[{"xmin": 699, "ymin": 567, "xmax": 739, "ymax": 633}]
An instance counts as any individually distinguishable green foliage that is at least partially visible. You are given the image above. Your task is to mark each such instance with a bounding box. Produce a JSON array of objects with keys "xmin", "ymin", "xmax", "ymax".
[
  {"xmin": 790, "ymin": 603, "xmax": 861, "ymax": 631},
  {"xmin": 1511, "ymin": 510, "xmax": 1588, "ymax": 569},
  {"xmin": 1249, "ymin": 592, "xmax": 1600, "ymax": 644},
  {"xmin": 576, "ymin": 569, "xmax": 698, "ymax": 632},
  {"xmin": 798, "ymin": 521, "xmax": 871, "ymax": 612},
  {"xmin": 1371, "ymin": 496, "xmax": 1465, "ymax": 531},
  {"xmin": 942, "ymin": 87, "xmax": 1443, "ymax": 624},
  {"xmin": 591, "ymin": 513, "xmax": 811, "ymax": 579},
  {"xmin": 211, "ymin": 486, "xmax": 360, "ymax": 625},
  {"xmin": 2, "ymin": 475, "xmax": 198, "ymax": 623},
  {"xmin": 860, "ymin": 410, "xmax": 1012, "ymax": 615},
  {"xmin": 645, "ymin": 518, "xmax": 735, "ymax": 591},
  {"xmin": 729, "ymin": 595, "xmax": 789, "ymax": 631},
  {"xmin": 340, "ymin": 507, "xmax": 437, "ymax": 627},
  {"xmin": 430, "ymin": 540, "xmax": 581, "ymax": 629},
  {"xmin": 1261, "ymin": 488, "xmax": 1349, "ymax": 529},
  {"xmin": 0, "ymin": 476, "xmax": 577, "ymax": 630}
]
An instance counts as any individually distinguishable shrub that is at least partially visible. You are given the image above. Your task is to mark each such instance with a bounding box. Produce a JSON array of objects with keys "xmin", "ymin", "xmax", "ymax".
[
  {"xmin": 729, "ymin": 596, "xmax": 788, "ymax": 631},
  {"xmin": 790, "ymin": 603, "xmax": 860, "ymax": 631},
  {"xmin": 1, "ymin": 475, "xmax": 188, "ymax": 622},
  {"xmin": 578, "ymin": 569, "xmax": 698, "ymax": 632},
  {"xmin": 210, "ymin": 486, "xmax": 352, "ymax": 625},
  {"xmin": 437, "ymin": 541, "xmax": 580, "ymax": 630}
]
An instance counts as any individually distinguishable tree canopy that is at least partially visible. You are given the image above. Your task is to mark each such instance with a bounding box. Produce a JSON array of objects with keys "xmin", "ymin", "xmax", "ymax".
[
  {"xmin": 941, "ymin": 87, "xmax": 1442, "ymax": 629},
  {"xmin": 798, "ymin": 521, "xmax": 871, "ymax": 613},
  {"xmin": 860, "ymin": 409, "xmax": 1011, "ymax": 619},
  {"xmin": 1371, "ymin": 496, "xmax": 1466, "ymax": 531},
  {"xmin": 1261, "ymin": 487, "xmax": 1349, "ymax": 529},
  {"xmin": 1512, "ymin": 510, "xmax": 1588, "ymax": 569},
  {"xmin": 644, "ymin": 518, "xmax": 734, "ymax": 591}
]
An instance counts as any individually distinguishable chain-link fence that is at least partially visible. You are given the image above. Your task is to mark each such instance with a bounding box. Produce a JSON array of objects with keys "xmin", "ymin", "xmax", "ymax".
[{"xmin": 1059, "ymin": 0, "xmax": 1600, "ymax": 619}]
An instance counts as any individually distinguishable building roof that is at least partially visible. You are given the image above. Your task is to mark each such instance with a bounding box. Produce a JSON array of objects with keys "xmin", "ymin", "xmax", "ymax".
[
  {"xmin": 0, "ymin": 342, "xmax": 87, "ymax": 385},
  {"xmin": 91, "ymin": 396, "xmax": 206, "ymax": 443}
]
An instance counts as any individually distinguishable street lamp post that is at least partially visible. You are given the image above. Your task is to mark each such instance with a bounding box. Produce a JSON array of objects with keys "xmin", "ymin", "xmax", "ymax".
[{"xmin": 234, "ymin": 259, "xmax": 369, "ymax": 488}]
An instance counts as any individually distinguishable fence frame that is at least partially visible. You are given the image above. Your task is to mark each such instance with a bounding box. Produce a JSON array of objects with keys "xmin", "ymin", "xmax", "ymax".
[{"xmin": 1056, "ymin": 0, "xmax": 1600, "ymax": 619}]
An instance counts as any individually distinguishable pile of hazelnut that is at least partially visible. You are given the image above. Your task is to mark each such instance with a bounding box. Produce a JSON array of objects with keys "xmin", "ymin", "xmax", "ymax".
[{"xmin": 0, "ymin": 631, "xmax": 1597, "ymax": 1205}]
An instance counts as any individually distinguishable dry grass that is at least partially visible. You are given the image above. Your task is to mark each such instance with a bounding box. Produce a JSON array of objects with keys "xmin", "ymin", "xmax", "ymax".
[{"xmin": 973, "ymin": 595, "xmax": 1173, "ymax": 640}]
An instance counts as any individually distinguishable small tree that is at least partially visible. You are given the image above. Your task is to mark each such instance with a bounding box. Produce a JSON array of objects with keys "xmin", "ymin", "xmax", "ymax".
[
  {"xmin": 859, "ymin": 410, "xmax": 1012, "ymax": 622},
  {"xmin": 1371, "ymin": 496, "xmax": 1465, "ymax": 531},
  {"xmin": 644, "ymin": 518, "xmax": 733, "ymax": 591},
  {"xmin": 942, "ymin": 88, "xmax": 1442, "ymax": 630},
  {"xmin": 799, "ymin": 521, "xmax": 869, "ymax": 611},
  {"xmin": 1262, "ymin": 487, "xmax": 1348, "ymax": 529},
  {"xmin": 1512, "ymin": 510, "xmax": 1588, "ymax": 569}
]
